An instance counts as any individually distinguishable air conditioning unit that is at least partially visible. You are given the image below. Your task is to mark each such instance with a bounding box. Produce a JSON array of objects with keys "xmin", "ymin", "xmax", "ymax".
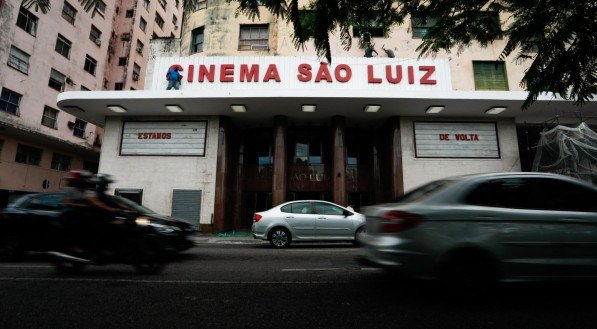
[
  {"xmin": 121, "ymin": 33, "xmax": 131, "ymax": 41},
  {"xmin": 67, "ymin": 121, "xmax": 75, "ymax": 129},
  {"xmin": 132, "ymin": 73, "xmax": 140, "ymax": 81},
  {"xmin": 94, "ymin": 38, "xmax": 101, "ymax": 46},
  {"xmin": 136, "ymin": 46, "xmax": 143, "ymax": 53}
]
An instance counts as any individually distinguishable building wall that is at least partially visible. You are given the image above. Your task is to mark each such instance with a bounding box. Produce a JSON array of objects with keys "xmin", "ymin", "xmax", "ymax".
[
  {"xmin": 105, "ymin": 0, "xmax": 182, "ymax": 91},
  {"xmin": 400, "ymin": 117, "xmax": 521, "ymax": 191},
  {"xmin": 179, "ymin": 0, "xmax": 528, "ymax": 92},
  {"xmin": 0, "ymin": 135, "xmax": 97, "ymax": 192},
  {"xmin": 99, "ymin": 116, "xmax": 219, "ymax": 225}
]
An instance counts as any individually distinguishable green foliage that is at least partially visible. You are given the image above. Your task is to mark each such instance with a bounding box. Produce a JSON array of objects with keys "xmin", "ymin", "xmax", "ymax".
[{"xmin": 236, "ymin": 0, "xmax": 597, "ymax": 109}]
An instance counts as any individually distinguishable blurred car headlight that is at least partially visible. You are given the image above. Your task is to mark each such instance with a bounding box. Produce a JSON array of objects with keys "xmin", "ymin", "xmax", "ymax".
[{"xmin": 135, "ymin": 216, "xmax": 151, "ymax": 226}]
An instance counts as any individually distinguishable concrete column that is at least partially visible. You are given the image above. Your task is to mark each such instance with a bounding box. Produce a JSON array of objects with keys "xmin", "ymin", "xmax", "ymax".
[
  {"xmin": 272, "ymin": 115, "xmax": 287, "ymax": 206},
  {"xmin": 388, "ymin": 116, "xmax": 404, "ymax": 199},
  {"xmin": 214, "ymin": 116, "xmax": 231, "ymax": 233},
  {"xmin": 332, "ymin": 116, "xmax": 347, "ymax": 206}
]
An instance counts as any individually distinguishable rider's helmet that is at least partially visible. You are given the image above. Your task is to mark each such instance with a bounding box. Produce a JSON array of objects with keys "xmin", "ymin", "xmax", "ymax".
[
  {"xmin": 92, "ymin": 173, "xmax": 114, "ymax": 192},
  {"xmin": 64, "ymin": 170, "xmax": 93, "ymax": 188}
]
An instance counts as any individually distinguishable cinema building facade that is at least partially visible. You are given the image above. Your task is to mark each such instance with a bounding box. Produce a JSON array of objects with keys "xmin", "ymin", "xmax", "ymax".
[{"xmin": 56, "ymin": 6, "xmax": 597, "ymax": 232}]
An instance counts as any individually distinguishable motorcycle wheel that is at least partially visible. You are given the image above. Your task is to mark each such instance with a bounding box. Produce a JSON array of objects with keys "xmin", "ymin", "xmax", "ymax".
[{"xmin": 132, "ymin": 239, "xmax": 165, "ymax": 275}]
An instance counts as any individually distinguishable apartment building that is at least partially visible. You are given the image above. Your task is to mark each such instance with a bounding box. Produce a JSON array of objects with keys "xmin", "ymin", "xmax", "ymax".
[
  {"xmin": 105, "ymin": 0, "xmax": 182, "ymax": 91},
  {"xmin": 0, "ymin": 0, "xmax": 115, "ymax": 207}
]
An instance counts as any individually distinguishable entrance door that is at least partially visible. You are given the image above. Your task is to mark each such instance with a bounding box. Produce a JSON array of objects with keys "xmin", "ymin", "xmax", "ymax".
[{"xmin": 242, "ymin": 192, "xmax": 272, "ymax": 228}]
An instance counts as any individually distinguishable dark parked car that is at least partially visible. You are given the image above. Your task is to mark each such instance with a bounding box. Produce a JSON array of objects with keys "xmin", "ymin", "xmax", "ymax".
[{"xmin": 0, "ymin": 192, "xmax": 195, "ymax": 261}]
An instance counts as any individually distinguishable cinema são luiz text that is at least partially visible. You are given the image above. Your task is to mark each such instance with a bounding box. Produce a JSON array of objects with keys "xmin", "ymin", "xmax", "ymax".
[{"xmin": 151, "ymin": 56, "xmax": 451, "ymax": 92}]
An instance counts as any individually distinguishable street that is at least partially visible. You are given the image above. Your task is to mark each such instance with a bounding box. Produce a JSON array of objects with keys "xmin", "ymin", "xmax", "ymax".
[{"xmin": 1, "ymin": 241, "xmax": 597, "ymax": 329}]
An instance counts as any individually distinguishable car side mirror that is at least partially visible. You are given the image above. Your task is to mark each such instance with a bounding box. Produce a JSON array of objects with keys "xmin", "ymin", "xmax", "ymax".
[{"xmin": 343, "ymin": 210, "xmax": 352, "ymax": 217}]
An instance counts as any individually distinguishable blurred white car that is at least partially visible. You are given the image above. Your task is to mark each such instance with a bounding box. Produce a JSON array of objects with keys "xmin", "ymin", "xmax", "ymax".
[
  {"xmin": 361, "ymin": 172, "xmax": 597, "ymax": 295},
  {"xmin": 252, "ymin": 200, "xmax": 366, "ymax": 248}
]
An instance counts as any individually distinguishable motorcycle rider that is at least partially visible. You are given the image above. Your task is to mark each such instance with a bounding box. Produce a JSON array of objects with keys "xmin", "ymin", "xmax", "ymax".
[{"xmin": 62, "ymin": 170, "xmax": 123, "ymax": 255}]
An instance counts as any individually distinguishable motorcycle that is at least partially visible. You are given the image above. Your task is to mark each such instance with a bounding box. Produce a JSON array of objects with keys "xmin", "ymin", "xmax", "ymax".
[{"xmin": 48, "ymin": 211, "xmax": 167, "ymax": 275}]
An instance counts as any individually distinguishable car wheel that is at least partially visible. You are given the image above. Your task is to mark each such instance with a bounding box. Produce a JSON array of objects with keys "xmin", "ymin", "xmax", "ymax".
[
  {"xmin": 439, "ymin": 251, "xmax": 497, "ymax": 298},
  {"xmin": 353, "ymin": 227, "xmax": 366, "ymax": 246},
  {"xmin": 269, "ymin": 227, "xmax": 291, "ymax": 248},
  {"xmin": 0, "ymin": 236, "xmax": 21, "ymax": 262}
]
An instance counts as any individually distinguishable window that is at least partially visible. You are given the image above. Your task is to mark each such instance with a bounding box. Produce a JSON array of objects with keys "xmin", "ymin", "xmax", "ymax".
[
  {"xmin": 55, "ymin": 34, "xmax": 72, "ymax": 58},
  {"xmin": 121, "ymin": 33, "xmax": 131, "ymax": 41},
  {"xmin": 115, "ymin": 188, "xmax": 143, "ymax": 205},
  {"xmin": 191, "ymin": 27, "xmax": 204, "ymax": 53},
  {"xmin": 155, "ymin": 14, "xmax": 164, "ymax": 29},
  {"xmin": 477, "ymin": 11, "xmax": 502, "ymax": 38},
  {"xmin": 80, "ymin": 85, "xmax": 90, "ymax": 91},
  {"xmin": 411, "ymin": 16, "xmax": 437, "ymax": 39},
  {"xmin": 175, "ymin": 0, "xmax": 180, "ymax": 8},
  {"xmin": 16, "ymin": 7, "xmax": 38, "ymax": 36},
  {"xmin": 313, "ymin": 202, "xmax": 345, "ymax": 216},
  {"xmin": 289, "ymin": 202, "xmax": 313, "ymax": 215},
  {"xmin": 139, "ymin": 17, "xmax": 147, "ymax": 32},
  {"xmin": 61, "ymin": 2, "xmax": 77, "ymax": 24},
  {"xmin": 133, "ymin": 63, "xmax": 141, "ymax": 81},
  {"xmin": 118, "ymin": 57, "xmax": 127, "ymax": 66},
  {"xmin": 292, "ymin": 135, "xmax": 323, "ymax": 164},
  {"xmin": 0, "ymin": 88, "xmax": 22, "ymax": 115},
  {"xmin": 136, "ymin": 40, "xmax": 144, "ymax": 54},
  {"xmin": 48, "ymin": 69, "xmax": 66, "ymax": 91},
  {"xmin": 143, "ymin": 0, "xmax": 150, "ymax": 10},
  {"xmin": 193, "ymin": 0, "xmax": 207, "ymax": 11},
  {"xmin": 84, "ymin": 55, "xmax": 97, "ymax": 75},
  {"xmin": 41, "ymin": 106, "xmax": 59, "ymax": 128},
  {"xmin": 473, "ymin": 61, "xmax": 508, "ymax": 91},
  {"xmin": 15, "ymin": 144, "xmax": 42, "ymax": 166},
  {"xmin": 73, "ymin": 118, "xmax": 87, "ymax": 138},
  {"xmin": 126, "ymin": 9, "xmax": 134, "ymax": 18},
  {"xmin": 89, "ymin": 25, "xmax": 102, "ymax": 45},
  {"xmin": 115, "ymin": 82, "xmax": 124, "ymax": 90},
  {"xmin": 8, "ymin": 46, "xmax": 30, "ymax": 74},
  {"xmin": 158, "ymin": 0, "xmax": 167, "ymax": 10},
  {"xmin": 95, "ymin": 1, "xmax": 106, "ymax": 15},
  {"xmin": 172, "ymin": 15, "xmax": 177, "ymax": 26},
  {"xmin": 51, "ymin": 153, "xmax": 72, "ymax": 171},
  {"xmin": 239, "ymin": 25, "xmax": 269, "ymax": 50}
]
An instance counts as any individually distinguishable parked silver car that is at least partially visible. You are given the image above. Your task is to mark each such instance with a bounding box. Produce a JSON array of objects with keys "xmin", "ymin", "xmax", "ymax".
[
  {"xmin": 361, "ymin": 172, "xmax": 597, "ymax": 294},
  {"xmin": 252, "ymin": 200, "xmax": 366, "ymax": 248}
]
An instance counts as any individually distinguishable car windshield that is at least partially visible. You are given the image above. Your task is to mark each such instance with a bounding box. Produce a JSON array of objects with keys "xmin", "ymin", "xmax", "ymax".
[
  {"xmin": 393, "ymin": 179, "xmax": 454, "ymax": 203},
  {"xmin": 6, "ymin": 194, "xmax": 36, "ymax": 208},
  {"xmin": 113, "ymin": 195, "xmax": 156, "ymax": 214}
]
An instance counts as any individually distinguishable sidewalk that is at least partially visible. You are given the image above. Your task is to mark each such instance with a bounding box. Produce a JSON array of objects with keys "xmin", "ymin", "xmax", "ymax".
[{"xmin": 194, "ymin": 230, "xmax": 264, "ymax": 244}]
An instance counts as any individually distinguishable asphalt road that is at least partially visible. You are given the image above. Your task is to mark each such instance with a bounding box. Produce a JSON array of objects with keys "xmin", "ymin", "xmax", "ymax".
[{"xmin": 1, "ymin": 240, "xmax": 597, "ymax": 329}]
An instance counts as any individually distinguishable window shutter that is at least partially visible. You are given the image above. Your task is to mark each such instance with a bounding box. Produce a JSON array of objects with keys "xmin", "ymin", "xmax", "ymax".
[
  {"xmin": 473, "ymin": 61, "xmax": 509, "ymax": 91},
  {"xmin": 171, "ymin": 190, "xmax": 202, "ymax": 229}
]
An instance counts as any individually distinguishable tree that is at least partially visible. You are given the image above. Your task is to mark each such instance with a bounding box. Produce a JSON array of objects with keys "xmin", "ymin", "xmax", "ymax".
[{"xmin": 237, "ymin": 0, "xmax": 597, "ymax": 109}]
